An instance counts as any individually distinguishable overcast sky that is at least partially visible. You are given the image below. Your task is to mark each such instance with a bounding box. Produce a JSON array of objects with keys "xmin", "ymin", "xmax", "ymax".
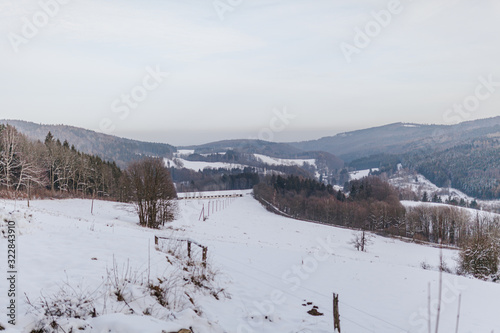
[{"xmin": 1, "ymin": 0, "xmax": 499, "ymax": 146}]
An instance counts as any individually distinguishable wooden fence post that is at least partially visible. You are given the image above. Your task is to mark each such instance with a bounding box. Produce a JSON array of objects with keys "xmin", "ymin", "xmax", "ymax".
[
  {"xmin": 155, "ymin": 236, "xmax": 207, "ymax": 267},
  {"xmin": 333, "ymin": 293, "xmax": 341, "ymax": 333},
  {"xmin": 202, "ymin": 247, "xmax": 208, "ymax": 268},
  {"xmin": 199, "ymin": 205, "xmax": 205, "ymax": 221}
]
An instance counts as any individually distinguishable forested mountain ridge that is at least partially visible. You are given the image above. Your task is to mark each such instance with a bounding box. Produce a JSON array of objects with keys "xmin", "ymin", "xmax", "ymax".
[
  {"xmin": 0, "ymin": 120, "xmax": 176, "ymax": 169},
  {"xmin": 350, "ymin": 137, "xmax": 500, "ymax": 199},
  {"xmin": 4, "ymin": 118, "xmax": 499, "ymax": 199},
  {"xmin": 289, "ymin": 117, "xmax": 500, "ymax": 162},
  {"xmin": 404, "ymin": 138, "xmax": 500, "ymax": 199}
]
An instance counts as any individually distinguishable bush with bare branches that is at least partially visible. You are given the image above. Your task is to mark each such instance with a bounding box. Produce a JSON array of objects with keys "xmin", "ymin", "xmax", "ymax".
[{"xmin": 123, "ymin": 157, "xmax": 177, "ymax": 228}]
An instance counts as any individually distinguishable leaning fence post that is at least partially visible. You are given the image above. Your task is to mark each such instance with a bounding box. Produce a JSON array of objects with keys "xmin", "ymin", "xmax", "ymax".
[
  {"xmin": 333, "ymin": 293, "xmax": 341, "ymax": 333},
  {"xmin": 199, "ymin": 205, "xmax": 205, "ymax": 221},
  {"xmin": 155, "ymin": 236, "xmax": 158, "ymax": 245}
]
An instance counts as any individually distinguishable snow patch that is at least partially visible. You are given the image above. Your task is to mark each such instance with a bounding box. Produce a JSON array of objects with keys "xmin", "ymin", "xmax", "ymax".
[
  {"xmin": 349, "ymin": 168, "xmax": 379, "ymax": 180},
  {"xmin": 253, "ymin": 153, "xmax": 316, "ymax": 168}
]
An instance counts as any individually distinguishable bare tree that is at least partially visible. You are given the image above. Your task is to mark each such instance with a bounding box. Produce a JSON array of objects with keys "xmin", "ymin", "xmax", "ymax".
[
  {"xmin": 0, "ymin": 125, "xmax": 22, "ymax": 190},
  {"xmin": 125, "ymin": 157, "xmax": 177, "ymax": 228},
  {"xmin": 15, "ymin": 137, "xmax": 47, "ymax": 206},
  {"xmin": 350, "ymin": 230, "xmax": 372, "ymax": 252}
]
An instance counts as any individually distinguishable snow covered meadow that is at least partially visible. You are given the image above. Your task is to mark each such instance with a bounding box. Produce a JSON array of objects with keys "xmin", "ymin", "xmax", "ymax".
[
  {"xmin": 1, "ymin": 193, "xmax": 500, "ymax": 332},
  {"xmin": 165, "ymin": 153, "xmax": 316, "ymax": 174}
]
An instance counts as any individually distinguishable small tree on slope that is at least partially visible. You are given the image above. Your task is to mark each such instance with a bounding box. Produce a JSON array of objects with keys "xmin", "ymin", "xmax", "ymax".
[{"xmin": 350, "ymin": 230, "xmax": 372, "ymax": 252}]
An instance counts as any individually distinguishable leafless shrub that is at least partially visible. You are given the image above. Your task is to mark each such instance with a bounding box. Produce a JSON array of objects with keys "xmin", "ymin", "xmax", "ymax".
[
  {"xmin": 421, "ymin": 261, "xmax": 431, "ymax": 270},
  {"xmin": 158, "ymin": 238, "xmax": 228, "ymax": 303},
  {"xmin": 439, "ymin": 260, "xmax": 452, "ymax": 274},
  {"xmin": 148, "ymin": 271, "xmax": 186, "ymax": 312},
  {"xmin": 105, "ymin": 257, "xmax": 145, "ymax": 314},
  {"xmin": 350, "ymin": 230, "xmax": 372, "ymax": 252},
  {"xmin": 25, "ymin": 280, "xmax": 100, "ymax": 333}
]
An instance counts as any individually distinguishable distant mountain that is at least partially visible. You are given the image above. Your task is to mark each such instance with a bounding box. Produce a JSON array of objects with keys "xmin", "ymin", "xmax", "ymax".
[
  {"xmin": 0, "ymin": 120, "xmax": 176, "ymax": 169},
  {"xmin": 289, "ymin": 117, "xmax": 500, "ymax": 162},
  {"xmin": 3, "ymin": 117, "xmax": 499, "ymax": 199}
]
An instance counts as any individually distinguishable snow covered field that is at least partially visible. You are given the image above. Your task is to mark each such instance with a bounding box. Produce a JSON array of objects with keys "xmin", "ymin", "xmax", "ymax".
[
  {"xmin": 165, "ymin": 157, "xmax": 248, "ymax": 171},
  {"xmin": 165, "ymin": 153, "xmax": 317, "ymax": 173},
  {"xmin": 253, "ymin": 154, "xmax": 316, "ymax": 168},
  {"xmin": 1, "ymin": 194, "xmax": 500, "ymax": 332}
]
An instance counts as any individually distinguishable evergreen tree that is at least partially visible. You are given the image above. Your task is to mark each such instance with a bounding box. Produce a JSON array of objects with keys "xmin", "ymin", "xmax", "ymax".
[
  {"xmin": 470, "ymin": 199, "xmax": 479, "ymax": 209},
  {"xmin": 44, "ymin": 131, "xmax": 54, "ymax": 145}
]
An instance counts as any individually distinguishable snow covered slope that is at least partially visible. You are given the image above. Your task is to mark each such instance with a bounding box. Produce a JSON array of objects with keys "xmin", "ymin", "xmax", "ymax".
[
  {"xmin": 165, "ymin": 156, "xmax": 247, "ymax": 171},
  {"xmin": 349, "ymin": 168, "xmax": 379, "ymax": 181},
  {"xmin": 1, "ymin": 195, "xmax": 499, "ymax": 332},
  {"xmin": 390, "ymin": 170, "xmax": 500, "ymax": 212},
  {"xmin": 390, "ymin": 172, "xmax": 472, "ymax": 201},
  {"xmin": 165, "ymin": 153, "xmax": 317, "ymax": 172},
  {"xmin": 253, "ymin": 154, "xmax": 315, "ymax": 167}
]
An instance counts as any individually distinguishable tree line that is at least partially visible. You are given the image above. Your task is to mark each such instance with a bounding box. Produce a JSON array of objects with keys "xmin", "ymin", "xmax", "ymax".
[
  {"xmin": 254, "ymin": 174, "xmax": 500, "ymax": 248},
  {"xmin": 0, "ymin": 125, "xmax": 122, "ymax": 203},
  {"xmin": 254, "ymin": 175, "xmax": 405, "ymax": 230},
  {"xmin": 0, "ymin": 124, "xmax": 178, "ymax": 229},
  {"xmin": 170, "ymin": 166, "xmax": 261, "ymax": 192}
]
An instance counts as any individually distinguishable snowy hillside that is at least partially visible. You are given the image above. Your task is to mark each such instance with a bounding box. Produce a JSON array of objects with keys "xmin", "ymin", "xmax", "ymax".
[
  {"xmin": 390, "ymin": 170, "xmax": 500, "ymax": 212},
  {"xmin": 349, "ymin": 168, "xmax": 379, "ymax": 181},
  {"xmin": 401, "ymin": 200, "xmax": 500, "ymax": 221},
  {"xmin": 165, "ymin": 156, "xmax": 248, "ymax": 171},
  {"xmin": 165, "ymin": 153, "xmax": 317, "ymax": 173},
  {"xmin": 1, "ymin": 194, "xmax": 500, "ymax": 332},
  {"xmin": 390, "ymin": 171, "xmax": 472, "ymax": 201},
  {"xmin": 253, "ymin": 154, "xmax": 315, "ymax": 168}
]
